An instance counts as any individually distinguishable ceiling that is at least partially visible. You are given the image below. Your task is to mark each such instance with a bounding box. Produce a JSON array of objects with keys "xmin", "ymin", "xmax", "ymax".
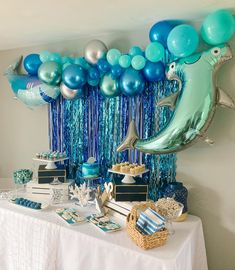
[{"xmin": 0, "ymin": 0, "xmax": 234, "ymax": 50}]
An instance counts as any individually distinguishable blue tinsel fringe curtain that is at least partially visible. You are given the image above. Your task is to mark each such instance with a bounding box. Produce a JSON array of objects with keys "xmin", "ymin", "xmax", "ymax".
[{"xmin": 48, "ymin": 80, "xmax": 177, "ymax": 200}]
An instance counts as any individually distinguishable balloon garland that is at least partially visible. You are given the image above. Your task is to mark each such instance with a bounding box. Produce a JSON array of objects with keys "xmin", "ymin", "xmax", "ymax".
[{"xmin": 6, "ymin": 9, "xmax": 235, "ymax": 107}]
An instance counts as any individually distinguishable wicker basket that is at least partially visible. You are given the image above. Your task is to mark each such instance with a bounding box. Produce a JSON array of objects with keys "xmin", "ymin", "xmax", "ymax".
[{"xmin": 126, "ymin": 202, "xmax": 168, "ymax": 250}]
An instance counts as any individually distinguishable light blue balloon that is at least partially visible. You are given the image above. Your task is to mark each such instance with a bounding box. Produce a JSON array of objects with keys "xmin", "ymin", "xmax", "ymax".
[
  {"xmin": 145, "ymin": 42, "xmax": 165, "ymax": 62},
  {"xmin": 49, "ymin": 53, "xmax": 62, "ymax": 64},
  {"xmin": 39, "ymin": 51, "xmax": 51, "ymax": 63},
  {"xmin": 129, "ymin": 46, "xmax": 143, "ymax": 57},
  {"xmin": 201, "ymin": 9, "xmax": 235, "ymax": 45},
  {"xmin": 38, "ymin": 61, "xmax": 62, "ymax": 85},
  {"xmin": 167, "ymin": 24, "xmax": 199, "ymax": 58},
  {"xmin": 119, "ymin": 55, "xmax": 131, "ymax": 68},
  {"xmin": 131, "ymin": 55, "xmax": 146, "ymax": 70},
  {"xmin": 106, "ymin": 49, "xmax": 121, "ymax": 65}
]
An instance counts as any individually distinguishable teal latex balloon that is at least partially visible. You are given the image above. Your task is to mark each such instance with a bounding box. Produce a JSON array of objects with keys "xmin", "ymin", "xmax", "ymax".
[
  {"xmin": 201, "ymin": 9, "xmax": 235, "ymax": 45},
  {"xmin": 129, "ymin": 46, "xmax": 143, "ymax": 57},
  {"xmin": 131, "ymin": 55, "xmax": 146, "ymax": 70},
  {"xmin": 119, "ymin": 55, "xmax": 131, "ymax": 68},
  {"xmin": 106, "ymin": 49, "xmax": 121, "ymax": 65},
  {"xmin": 167, "ymin": 24, "xmax": 199, "ymax": 58},
  {"xmin": 145, "ymin": 42, "xmax": 165, "ymax": 62},
  {"xmin": 49, "ymin": 53, "xmax": 62, "ymax": 64},
  {"xmin": 117, "ymin": 45, "xmax": 234, "ymax": 154},
  {"xmin": 38, "ymin": 61, "xmax": 62, "ymax": 85},
  {"xmin": 100, "ymin": 73, "xmax": 120, "ymax": 98},
  {"xmin": 39, "ymin": 51, "xmax": 51, "ymax": 63}
]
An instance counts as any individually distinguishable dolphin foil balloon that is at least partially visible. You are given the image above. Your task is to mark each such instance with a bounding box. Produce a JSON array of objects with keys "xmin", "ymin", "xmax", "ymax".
[
  {"xmin": 117, "ymin": 45, "xmax": 235, "ymax": 154},
  {"xmin": 5, "ymin": 56, "xmax": 60, "ymax": 107}
]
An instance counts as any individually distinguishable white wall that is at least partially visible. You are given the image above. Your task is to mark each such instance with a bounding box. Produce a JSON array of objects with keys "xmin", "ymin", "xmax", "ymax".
[{"xmin": 0, "ymin": 31, "xmax": 234, "ymax": 270}]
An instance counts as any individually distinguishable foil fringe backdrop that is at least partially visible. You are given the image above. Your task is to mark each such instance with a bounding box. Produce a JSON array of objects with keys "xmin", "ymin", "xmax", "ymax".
[{"xmin": 48, "ymin": 80, "xmax": 177, "ymax": 201}]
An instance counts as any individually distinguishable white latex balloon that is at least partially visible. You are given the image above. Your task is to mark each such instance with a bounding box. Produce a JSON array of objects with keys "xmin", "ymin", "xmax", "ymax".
[{"xmin": 84, "ymin": 40, "xmax": 108, "ymax": 64}]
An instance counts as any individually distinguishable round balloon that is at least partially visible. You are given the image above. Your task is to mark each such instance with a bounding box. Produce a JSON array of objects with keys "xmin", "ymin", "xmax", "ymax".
[
  {"xmin": 38, "ymin": 61, "xmax": 62, "ymax": 85},
  {"xmin": 49, "ymin": 53, "xmax": 62, "ymax": 64},
  {"xmin": 119, "ymin": 55, "xmax": 131, "ymax": 68},
  {"xmin": 106, "ymin": 49, "xmax": 121, "ymax": 66},
  {"xmin": 167, "ymin": 24, "xmax": 199, "ymax": 58},
  {"xmin": 84, "ymin": 40, "xmax": 108, "ymax": 64},
  {"xmin": 39, "ymin": 51, "xmax": 51, "ymax": 63},
  {"xmin": 131, "ymin": 55, "xmax": 146, "ymax": 70},
  {"xmin": 60, "ymin": 83, "xmax": 84, "ymax": 100},
  {"xmin": 62, "ymin": 64, "xmax": 86, "ymax": 89},
  {"xmin": 97, "ymin": 58, "xmax": 110, "ymax": 73},
  {"xmin": 143, "ymin": 61, "xmax": 165, "ymax": 82},
  {"xmin": 129, "ymin": 46, "xmax": 143, "ymax": 57},
  {"xmin": 111, "ymin": 65, "xmax": 123, "ymax": 78},
  {"xmin": 145, "ymin": 42, "xmax": 165, "ymax": 62},
  {"xmin": 88, "ymin": 67, "xmax": 100, "ymax": 80},
  {"xmin": 74, "ymin": 57, "xmax": 90, "ymax": 69},
  {"xmin": 23, "ymin": 54, "xmax": 42, "ymax": 75},
  {"xmin": 149, "ymin": 21, "xmax": 175, "ymax": 46},
  {"xmin": 120, "ymin": 68, "xmax": 145, "ymax": 97},
  {"xmin": 100, "ymin": 73, "xmax": 120, "ymax": 98},
  {"xmin": 201, "ymin": 9, "xmax": 235, "ymax": 45}
]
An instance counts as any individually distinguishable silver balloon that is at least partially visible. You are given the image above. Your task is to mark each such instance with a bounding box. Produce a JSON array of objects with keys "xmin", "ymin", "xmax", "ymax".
[
  {"xmin": 60, "ymin": 83, "xmax": 80, "ymax": 100},
  {"xmin": 118, "ymin": 45, "xmax": 234, "ymax": 154},
  {"xmin": 84, "ymin": 40, "xmax": 108, "ymax": 64}
]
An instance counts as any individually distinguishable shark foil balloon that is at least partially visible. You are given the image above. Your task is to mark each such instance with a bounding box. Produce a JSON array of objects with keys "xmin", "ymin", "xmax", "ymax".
[
  {"xmin": 117, "ymin": 45, "xmax": 235, "ymax": 154},
  {"xmin": 5, "ymin": 56, "xmax": 60, "ymax": 107}
]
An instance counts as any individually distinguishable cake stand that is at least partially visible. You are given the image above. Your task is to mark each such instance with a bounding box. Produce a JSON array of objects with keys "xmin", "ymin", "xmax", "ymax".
[
  {"xmin": 33, "ymin": 157, "xmax": 68, "ymax": 170},
  {"xmin": 108, "ymin": 169, "xmax": 149, "ymax": 184}
]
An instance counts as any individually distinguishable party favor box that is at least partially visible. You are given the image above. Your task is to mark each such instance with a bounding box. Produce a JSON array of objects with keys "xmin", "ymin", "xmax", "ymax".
[
  {"xmin": 113, "ymin": 178, "xmax": 148, "ymax": 202},
  {"xmin": 38, "ymin": 165, "xmax": 66, "ymax": 184}
]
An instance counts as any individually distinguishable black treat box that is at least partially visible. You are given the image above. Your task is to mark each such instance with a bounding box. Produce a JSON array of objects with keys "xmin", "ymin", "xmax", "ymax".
[
  {"xmin": 38, "ymin": 165, "xmax": 66, "ymax": 184},
  {"xmin": 113, "ymin": 178, "xmax": 148, "ymax": 202}
]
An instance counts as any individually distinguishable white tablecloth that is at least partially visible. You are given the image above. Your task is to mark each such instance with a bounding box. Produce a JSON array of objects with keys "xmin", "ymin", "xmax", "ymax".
[{"xmin": 0, "ymin": 201, "xmax": 208, "ymax": 270}]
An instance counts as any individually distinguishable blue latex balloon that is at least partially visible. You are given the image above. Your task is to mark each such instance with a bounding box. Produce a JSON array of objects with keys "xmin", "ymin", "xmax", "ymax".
[
  {"xmin": 23, "ymin": 54, "xmax": 42, "ymax": 75},
  {"xmin": 149, "ymin": 21, "xmax": 175, "ymax": 46},
  {"xmin": 119, "ymin": 55, "xmax": 131, "ymax": 68},
  {"xmin": 145, "ymin": 42, "xmax": 165, "ymax": 62},
  {"xmin": 111, "ymin": 65, "xmax": 123, "ymax": 79},
  {"xmin": 167, "ymin": 24, "xmax": 199, "ymax": 58},
  {"xmin": 143, "ymin": 61, "xmax": 165, "ymax": 82},
  {"xmin": 106, "ymin": 49, "xmax": 121, "ymax": 65},
  {"xmin": 120, "ymin": 68, "xmax": 145, "ymax": 97},
  {"xmin": 88, "ymin": 67, "xmax": 100, "ymax": 80},
  {"xmin": 62, "ymin": 64, "xmax": 86, "ymax": 89},
  {"xmin": 39, "ymin": 51, "xmax": 51, "ymax": 63},
  {"xmin": 131, "ymin": 55, "xmax": 146, "ymax": 70},
  {"xmin": 97, "ymin": 59, "xmax": 110, "ymax": 74},
  {"xmin": 201, "ymin": 9, "xmax": 235, "ymax": 45},
  {"xmin": 129, "ymin": 46, "xmax": 143, "ymax": 57},
  {"xmin": 49, "ymin": 53, "xmax": 62, "ymax": 64}
]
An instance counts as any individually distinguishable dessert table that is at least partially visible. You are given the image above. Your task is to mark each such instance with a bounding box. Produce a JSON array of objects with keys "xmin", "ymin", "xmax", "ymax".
[{"xmin": 0, "ymin": 201, "xmax": 208, "ymax": 270}]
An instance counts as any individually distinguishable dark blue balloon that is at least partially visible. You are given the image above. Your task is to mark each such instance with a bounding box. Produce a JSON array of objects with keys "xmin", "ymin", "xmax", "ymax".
[
  {"xmin": 111, "ymin": 64, "xmax": 123, "ymax": 79},
  {"xmin": 149, "ymin": 21, "xmax": 175, "ymax": 47},
  {"xmin": 23, "ymin": 54, "xmax": 42, "ymax": 75},
  {"xmin": 62, "ymin": 64, "xmax": 86, "ymax": 89},
  {"xmin": 88, "ymin": 67, "xmax": 100, "ymax": 80},
  {"xmin": 143, "ymin": 61, "xmax": 165, "ymax": 82},
  {"xmin": 97, "ymin": 59, "xmax": 110, "ymax": 74},
  {"xmin": 120, "ymin": 68, "xmax": 145, "ymax": 97}
]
